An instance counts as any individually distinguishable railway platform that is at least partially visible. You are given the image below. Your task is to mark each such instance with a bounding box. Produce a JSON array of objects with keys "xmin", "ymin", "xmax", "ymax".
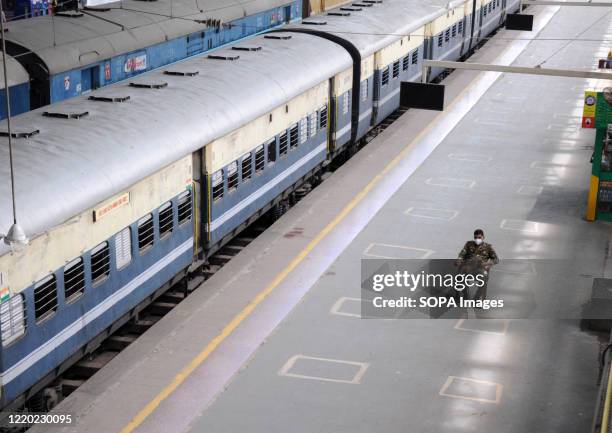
[{"xmin": 31, "ymin": 3, "xmax": 612, "ymax": 433}]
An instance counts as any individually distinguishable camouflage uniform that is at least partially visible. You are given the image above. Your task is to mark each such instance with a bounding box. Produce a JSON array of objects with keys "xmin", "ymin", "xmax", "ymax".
[{"xmin": 457, "ymin": 241, "xmax": 499, "ymax": 301}]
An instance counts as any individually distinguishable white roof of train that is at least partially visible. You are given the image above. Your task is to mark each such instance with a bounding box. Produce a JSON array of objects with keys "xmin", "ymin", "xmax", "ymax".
[
  {"xmin": 0, "ymin": 31, "xmax": 352, "ymax": 256},
  {"xmin": 0, "ymin": 54, "xmax": 29, "ymax": 88}
]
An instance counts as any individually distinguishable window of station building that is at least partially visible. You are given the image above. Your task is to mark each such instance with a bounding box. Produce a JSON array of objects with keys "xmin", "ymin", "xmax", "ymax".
[
  {"xmin": 319, "ymin": 106, "xmax": 328, "ymax": 129},
  {"xmin": 212, "ymin": 170, "xmax": 224, "ymax": 201},
  {"xmin": 241, "ymin": 152, "xmax": 253, "ymax": 180},
  {"xmin": 267, "ymin": 138, "xmax": 277, "ymax": 163},
  {"xmin": 34, "ymin": 274, "xmax": 57, "ymax": 323},
  {"xmin": 64, "ymin": 257, "xmax": 85, "ymax": 302},
  {"xmin": 412, "ymin": 49, "xmax": 419, "ymax": 65},
  {"xmin": 91, "ymin": 241, "xmax": 110, "ymax": 286},
  {"xmin": 279, "ymin": 131, "xmax": 288, "ymax": 156},
  {"xmin": 255, "ymin": 145, "xmax": 265, "ymax": 172},
  {"xmin": 115, "ymin": 227, "xmax": 132, "ymax": 270},
  {"xmin": 289, "ymin": 124, "xmax": 299, "ymax": 149},
  {"xmin": 178, "ymin": 191, "xmax": 192, "ymax": 225},
  {"xmin": 138, "ymin": 214, "xmax": 155, "ymax": 252},
  {"xmin": 402, "ymin": 56, "xmax": 410, "ymax": 71},
  {"xmin": 0, "ymin": 293, "xmax": 25, "ymax": 346},
  {"xmin": 159, "ymin": 201, "xmax": 174, "ymax": 239},
  {"xmin": 445, "ymin": 29, "xmax": 450, "ymax": 42},
  {"xmin": 392, "ymin": 61, "xmax": 400, "ymax": 78},
  {"xmin": 381, "ymin": 68, "xmax": 390, "ymax": 86},
  {"xmin": 308, "ymin": 112, "xmax": 318, "ymax": 137},
  {"xmin": 438, "ymin": 34, "xmax": 443, "ymax": 47},
  {"xmin": 299, "ymin": 118, "xmax": 308, "ymax": 145},
  {"xmin": 227, "ymin": 161, "xmax": 239, "ymax": 191},
  {"xmin": 361, "ymin": 80, "xmax": 368, "ymax": 102},
  {"xmin": 342, "ymin": 93, "xmax": 350, "ymax": 115}
]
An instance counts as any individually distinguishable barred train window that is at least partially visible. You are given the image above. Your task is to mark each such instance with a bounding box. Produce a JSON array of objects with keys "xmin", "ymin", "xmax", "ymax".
[
  {"xmin": 255, "ymin": 145, "xmax": 265, "ymax": 172},
  {"xmin": 412, "ymin": 49, "xmax": 418, "ymax": 65},
  {"xmin": 34, "ymin": 274, "xmax": 57, "ymax": 322},
  {"xmin": 319, "ymin": 106, "xmax": 328, "ymax": 129},
  {"xmin": 458, "ymin": 21, "xmax": 463, "ymax": 34},
  {"xmin": 115, "ymin": 227, "xmax": 132, "ymax": 269},
  {"xmin": 438, "ymin": 34, "xmax": 443, "ymax": 47},
  {"xmin": 159, "ymin": 202, "xmax": 174, "ymax": 238},
  {"xmin": 402, "ymin": 56, "xmax": 409, "ymax": 71},
  {"xmin": 392, "ymin": 61, "xmax": 400, "ymax": 78},
  {"xmin": 241, "ymin": 152, "xmax": 252, "ymax": 181},
  {"xmin": 1, "ymin": 294, "xmax": 25, "ymax": 346},
  {"xmin": 342, "ymin": 93, "xmax": 350, "ymax": 115},
  {"xmin": 91, "ymin": 241, "xmax": 110, "ymax": 286},
  {"xmin": 452, "ymin": 24, "xmax": 456, "ymax": 38},
  {"xmin": 445, "ymin": 29, "xmax": 450, "ymax": 42},
  {"xmin": 361, "ymin": 80, "xmax": 368, "ymax": 102},
  {"xmin": 308, "ymin": 112, "xmax": 317, "ymax": 137},
  {"xmin": 289, "ymin": 124, "xmax": 298, "ymax": 149},
  {"xmin": 178, "ymin": 190, "xmax": 192, "ymax": 225},
  {"xmin": 227, "ymin": 161, "xmax": 238, "ymax": 191},
  {"xmin": 64, "ymin": 257, "xmax": 85, "ymax": 302},
  {"xmin": 267, "ymin": 138, "xmax": 277, "ymax": 163},
  {"xmin": 279, "ymin": 131, "xmax": 288, "ymax": 156},
  {"xmin": 138, "ymin": 214, "xmax": 154, "ymax": 252},
  {"xmin": 299, "ymin": 118, "xmax": 308, "ymax": 145},
  {"xmin": 381, "ymin": 68, "xmax": 389, "ymax": 86},
  {"xmin": 212, "ymin": 170, "xmax": 224, "ymax": 201}
]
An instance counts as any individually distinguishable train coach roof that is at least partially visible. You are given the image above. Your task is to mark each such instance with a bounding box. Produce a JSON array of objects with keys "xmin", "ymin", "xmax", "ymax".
[
  {"xmin": 0, "ymin": 54, "xmax": 29, "ymax": 89},
  {"xmin": 5, "ymin": 0, "xmax": 292, "ymax": 75},
  {"xmin": 285, "ymin": 0, "xmax": 462, "ymax": 58},
  {"xmin": 0, "ymin": 31, "xmax": 352, "ymax": 257}
]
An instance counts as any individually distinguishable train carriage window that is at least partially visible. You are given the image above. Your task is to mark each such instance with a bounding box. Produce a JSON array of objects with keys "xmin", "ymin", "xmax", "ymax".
[
  {"xmin": 381, "ymin": 68, "xmax": 389, "ymax": 86},
  {"xmin": 361, "ymin": 80, "xmax": 368, "ymax": 102},
  {"xmin": 34, "ymin": 274, "xmax": 58, "ymax": 323},
  {"xmin": 212, "ymin": 170, "xmax": 224, "ymax": 201},
  {"xmin": 138, "ymin": 214, "xmax": 155, "ymax": 252},
  {"xmin": 342, "ymin": 93, "xmax": 350, "ymax": 115},
  {"xmin": 267, "ymin": 139, "xmax": 277, "ymax": 163},
  {"xmin": 228, "ymin": 161, "xmax": 239, "ymax": 190},
  {"xmin": 159, "ymin": 202, "xmax": 174, "ymax": 239},
  {"xmin": 178, "ymin": 191, "xmax": 192, "ymax": 225},
  {"xmin": 279, "ymin": 131, "xmax": 288, "ymax": 156},
  {"xmin": 458, "ymin": 21, "xmax": 463, "ymax": 34},
  {"xmin": 1, "ymin": 293, "xmax": 26, "ymax": 346},
  {"xmin": 402, "ymin": 56, "xmax": 410, "ymax": 71},
  {"xmin": 242, "ymin": 152, "xmax": 253, "ymax": 180},
  {"xmin": 392, "ymin": 61, "xmax": 400, "ymax": 78},
  {"xmin": 445, "ymin": 29, "xmax": 450, "ymax": 42},
  {"xmin": 299, "ymin": 118, "xmax": 308, "ymax": 144},
  {"xmin": 115, "ymin": 227, "xmax": 132, "ymax": 269},
  {"xmin": 289, "ymin": 124, "xmax": 299, "ymax": 149},
  {"xmin": 91, "ymin": 242, "xmax": 110, "ymax": 286},
  {"xmin": 452, "ymin": 24, "xmax": 456, "ymax": 38},
  {"xmin": 412, "ymin": 49, "xmax": 419, "ymax": 65},
  {"xmin": 319, "ymin": 106, "xmax": 328, "ymax": 129},
  {"xmin": 483, "ymin": 5, "xmax": 487, "ymax": 16},
  {"xmin": 438, "ymin": 34, "xmax": 443, "ymax": 47},
  {"xmin": 64, "ymin": 257, "xmax": 85, "ymax": 302},
  {"xmin": 308, "ymin": 112, "xmax": 318, "ymax": 137},
  {"xmin": 255, "ymin": 145, "xmax": 265, "ymax": 172}
]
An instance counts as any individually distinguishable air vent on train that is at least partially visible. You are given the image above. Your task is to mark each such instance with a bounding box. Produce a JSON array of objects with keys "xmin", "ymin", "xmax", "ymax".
[
  {"xmin": 231, "ymin": 46, "xmax": 262, "ymax": 52},
  {"xmin": 88, "ymin": 96, "xmax": 131, "ymax": 103},
  {"xmin": 302, "ymin": 20, "xmax": 327, "ymax": 25},
  {"xmin": 0, "ymin": 130, "xmax": 40, "ymax": 138},
  {"xmin": 129, "ymin": 82, "xmax": 168, "ymax": 89},
  {"xmin": 264, "ymin": 35, "xmax": 292, "ymax": 40},
  {"xmin": 207, "ymin": 54, "xmax": 240, "ymax": 61},
  {"xmin": 164, "ymin": 71, "xmax": 199, "ymax": 77},
  {"xmin": 43, "ymin": 111, "xmax": 89, "ymax": 119},
  {"xmin": 328, "ymin": 11, "xmax": 350, "ymax": 16}
]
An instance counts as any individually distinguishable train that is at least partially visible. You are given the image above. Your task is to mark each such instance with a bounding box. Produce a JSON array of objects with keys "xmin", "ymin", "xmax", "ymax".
[
  {"xmin": 0, "ymin": 0, "xmax": 302, "ymax": 119},
  {"xmin": 0, "ymin": 0, "xmax": 520, "ymax": 413}
]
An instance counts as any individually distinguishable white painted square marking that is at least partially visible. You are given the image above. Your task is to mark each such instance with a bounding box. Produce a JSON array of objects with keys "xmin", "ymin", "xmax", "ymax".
[
  {"xmin": 330, "ymin": 297, "xmax": 362, "ymax": 318},
  {"xmin": 425, "ymin": 177, "xmax": 475, "ymax": 189},
  {"xmin": 404, "ymin": 207, "xmax": 459, "ymax": 221},
  {"xmin": 517, "ymin": 185, "xmax": 543, "ymax": 195},
  {"xmin": 363, "ymin": 243, "xmax": 434, "ymax": 260},
  {"xmin": 448, "ymin": 153, "xmax": 492, "ymax": 163},
  {"xmin": 439, "ymin": 376, "xmax": 503, "ymax": 404},
  {"xmin": 454, "ymin": 318, "xmax": 509, "ymax": 335},
  {"xmin": 500, "ymin": 219, "xmax": 539, "ymax": 233},
  {"xmin": 278, "ymin": 355, "xmax": 369, "ymax": 384}
]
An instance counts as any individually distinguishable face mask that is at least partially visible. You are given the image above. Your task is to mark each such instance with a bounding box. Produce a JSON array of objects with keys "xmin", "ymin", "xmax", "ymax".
[{"xmin": 475, "ymin": 238, "xmax": 483, "ymax": 245}]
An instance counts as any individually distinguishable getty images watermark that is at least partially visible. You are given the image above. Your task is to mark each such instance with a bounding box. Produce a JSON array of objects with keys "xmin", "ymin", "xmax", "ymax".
[{"xmin": 360, "ymin": 259, "xmax": 612, "ymax": 319}]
